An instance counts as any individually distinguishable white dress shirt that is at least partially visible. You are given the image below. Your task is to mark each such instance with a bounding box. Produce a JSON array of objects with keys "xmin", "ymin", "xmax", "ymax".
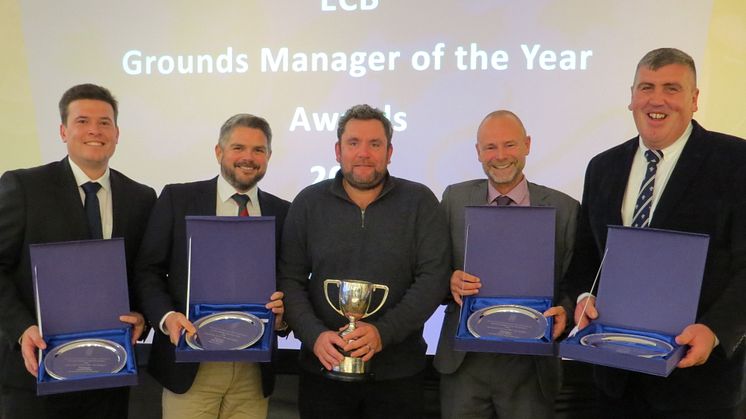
[
  {"xmin": 68, "ymin": 159, "xmax": 113, "ymax": 239},
  {"xmin": 621, "ymin": 123, "xmax": 692, "ymax": 226}
]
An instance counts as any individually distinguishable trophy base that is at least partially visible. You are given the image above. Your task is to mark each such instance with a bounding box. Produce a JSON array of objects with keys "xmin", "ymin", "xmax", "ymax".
[
  {"xmin": 323, "ymin": 355, "xmax": 372, "ymax": 382},
  {"xmin": 323, "ymin": 369, "xmax": 373, "ymax": 382}
]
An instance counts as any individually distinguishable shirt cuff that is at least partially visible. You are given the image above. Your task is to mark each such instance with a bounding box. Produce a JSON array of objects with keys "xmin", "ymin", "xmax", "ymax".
[
  {"xmin": 159, "ymin": 311, "xmax": 175, "ymax": 335},
  {"xmin": 576, "ymin": 292, "xmax": 595, "ymax": 305}
]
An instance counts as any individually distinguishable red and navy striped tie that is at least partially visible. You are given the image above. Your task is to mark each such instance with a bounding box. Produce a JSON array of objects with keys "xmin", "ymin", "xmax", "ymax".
[{"xmin": 231, "ymin": 193, "xmax": 250, "ymax": 217}]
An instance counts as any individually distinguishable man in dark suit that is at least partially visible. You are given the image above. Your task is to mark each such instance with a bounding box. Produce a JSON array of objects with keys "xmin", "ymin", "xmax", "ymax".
[
  {"xmin": 569, "ymin": 48, "xmax": 746, "ymax": 417},
  {"xmin": 0, "ymin": 83, "xmax": 156, "ymax": 419},
  {"xmin": 434, "ymin": 110, "xmax": 579, "ymax": 418},
  {"xmin": 134, "ymin": 113, "xmax": 289, "ymax": 419}
]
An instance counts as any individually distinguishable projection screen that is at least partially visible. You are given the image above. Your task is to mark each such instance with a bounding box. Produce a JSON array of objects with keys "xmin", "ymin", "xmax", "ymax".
[{"xmin": 3, "ymin": 0, "xmax": 746, "ymax": 352}]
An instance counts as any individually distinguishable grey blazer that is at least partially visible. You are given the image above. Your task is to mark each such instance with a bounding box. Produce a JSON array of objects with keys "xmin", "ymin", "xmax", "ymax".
[{"xmin": 433, "ymin": 179, "xmax": 579, "ymax": 401}]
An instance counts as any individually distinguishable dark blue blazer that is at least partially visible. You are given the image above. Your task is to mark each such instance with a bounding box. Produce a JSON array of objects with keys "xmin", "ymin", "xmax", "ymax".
[
  {"xmin": 567, "ymin": 120, "xmax": 746, "ymax": 409},
  {"xmin": 0, "ymin": 157, "xmax": 156, "ymax": 390},
  {"xmin": 134, "ymin": 177, "xmax": 290, "ymax": 396}
]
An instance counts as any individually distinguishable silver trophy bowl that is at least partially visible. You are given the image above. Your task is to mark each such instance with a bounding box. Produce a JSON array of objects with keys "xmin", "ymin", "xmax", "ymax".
[{"xmin": 323, "ymin": 279, "xmax": 389, "ymax": 381}]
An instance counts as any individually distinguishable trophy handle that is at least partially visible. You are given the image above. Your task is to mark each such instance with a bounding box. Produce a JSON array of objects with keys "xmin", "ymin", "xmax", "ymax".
[
  {"xmin": 323, "ymin": 279, "xmax": 344, "ymax": 317},
  {"xmin": 362, "ymin": 284, "xmax": 389, "ymax": 318}
]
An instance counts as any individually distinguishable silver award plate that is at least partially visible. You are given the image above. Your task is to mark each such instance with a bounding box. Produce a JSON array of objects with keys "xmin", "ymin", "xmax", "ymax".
[
  {"xmin": 467, "ymin": 304, "xmax": 548, "ymax": 340},
  {"xmin": 185, "ymin": 311, "xmax": 265, "ymax": 351},
  {"xmin": 580, "ymin": 333, "xmax": 674, "ymax": 358},
  {"xmin": 44, "ymin": 338, "xmax": 127, "ymax": 380}
]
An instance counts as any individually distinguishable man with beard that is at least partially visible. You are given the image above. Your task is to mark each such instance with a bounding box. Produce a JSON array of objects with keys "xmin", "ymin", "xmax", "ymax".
[
  {"xmin": 279, "ymin": 104, "xmax": 450, "ymax": 419},
  {"xmin": 134, "ymin": 114, "xmax": 289, "ymax": 419},
  {"xmin": 433, "ymin": 110, "xmax": 579, "ymax": 418}
]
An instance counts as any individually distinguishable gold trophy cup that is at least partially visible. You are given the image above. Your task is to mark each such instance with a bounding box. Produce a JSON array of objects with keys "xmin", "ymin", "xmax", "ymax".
[{"xmin": 323, "ymin": 279, "xmax": 389, "ymax": 381}]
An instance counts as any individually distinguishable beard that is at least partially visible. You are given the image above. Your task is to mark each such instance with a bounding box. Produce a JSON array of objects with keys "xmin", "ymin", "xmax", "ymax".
[
  {"xmin": 341, "ymin": 166, "xmax": 387, "ymax": 191},
  {"xmin": 221, "ymin": 159, "xmax": 265, "ymax": 192},
  {"xmin": 483, "ymin": 160, "xmax": 523, "ymax": 188}
]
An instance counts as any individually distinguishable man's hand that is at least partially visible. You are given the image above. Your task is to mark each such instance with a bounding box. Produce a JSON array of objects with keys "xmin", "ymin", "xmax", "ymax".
[
  {"xmin": 450, "ymin": 270, "xmax": 481, "ymax": 306},
  {"xmin": 574, "ymin": 296, "xmax": 598, "ymax": 330},
  {"xmin": 266, "ymin": 291, "xmax": 286, "ymax": 331},
  {"xmin": 341, "ymin": 321, "xmax": 382, "ymax": 361},
  {"xmin": 544, "ymin": 306, "xmax": 567, "ymax": 340},
  {"xmin": 313, "ymin": 331, "xmax": 346, "ymax": 370},
  {"xmin": 676, "ymin": 323, "xmax": 717, "ymax": 368},
  {"xmin": 119, "ymin": 312, "xmax": 146, "ymax": 343},
  {"xmin": 163, "ymin": 312, "xmax": 196, "ymax": 346},
  {"xmin": 20, "ymin": 325, "xmax": 46, "ymax": 377}
]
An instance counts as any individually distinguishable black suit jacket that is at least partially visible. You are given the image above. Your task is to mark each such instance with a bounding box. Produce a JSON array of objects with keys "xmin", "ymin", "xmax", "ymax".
[
  {"xmin": 0, "ymin": 157, "xmax": 156, "ymax": 390},
  {"xmin": 567, "ymin": 120, "xmax": 746, "ymax": 409},
  {"xmin": 134, "ymin": 177, "xmax": 290, "ymax": 396}
]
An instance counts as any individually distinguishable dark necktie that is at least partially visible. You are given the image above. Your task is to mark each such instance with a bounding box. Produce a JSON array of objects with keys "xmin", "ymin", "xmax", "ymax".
[
  {"xmin": 82, "ymin": 182, "xmax": 103, "ymax": 239},
  {"xmin": 231, "ymin": 193, "xmax": 250, "ymax": 217},
  {"xmin": 631, "ymin": 149, "xmax": 663, "ymax": 228},
  {"xmin": 494, "ymin": 195, "xmax": 513, "ymax": 206}
]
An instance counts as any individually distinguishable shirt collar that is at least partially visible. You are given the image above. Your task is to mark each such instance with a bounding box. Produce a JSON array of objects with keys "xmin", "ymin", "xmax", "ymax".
[
  {"xmin": 638, "ymin": 122, "xmax": 692, "ymax": 158},
  {"xmin": 487, "ymin": 175, "xmax": 529, "ymax": 204},
  {"xmin": 217, "ymin": 174, "xmax": 259, "ymax": 205},
  {"xmin": 68, "ymin": 158, "xmax": 111, "ymax": 191}
]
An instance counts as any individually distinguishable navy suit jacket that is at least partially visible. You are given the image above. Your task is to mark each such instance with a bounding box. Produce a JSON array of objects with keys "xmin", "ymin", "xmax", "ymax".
[
  {"xmin": 134, "ymin": 177, "xmax": 290, "ymax": 396},
  {"xmin": 433, "ymin": 179, "xmax": 579, "ymax": 402},
  {"xmin": 567, "ymin": 120, "xmax": 746, "ymax": 409},
  {"xmin": 0, "ymin": 157, "xmax": 156, "ymax": 390}
]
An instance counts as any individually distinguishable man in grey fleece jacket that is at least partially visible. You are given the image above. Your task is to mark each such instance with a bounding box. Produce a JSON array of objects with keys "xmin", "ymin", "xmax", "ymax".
[{"xmin": 279, "ymin": 104, "xmax": 450, "ymax": 419}]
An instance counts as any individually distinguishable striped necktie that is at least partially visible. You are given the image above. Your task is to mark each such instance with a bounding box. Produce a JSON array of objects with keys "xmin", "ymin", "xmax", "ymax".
[
  {"xmin": 631, "ymin": 149, "xmax": 663, "ymax": 228},
  {"xmin": 231, "ymin": 193, "xmax": 250, "ymax": 217}
]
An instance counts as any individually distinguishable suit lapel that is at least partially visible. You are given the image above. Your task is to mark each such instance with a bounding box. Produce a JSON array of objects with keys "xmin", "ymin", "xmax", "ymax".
[
  {"xmin": 257, "ymin": 189, "xmax": 273, "ymax": 216},
  {"xmin": 651, "ymin": 122, "xmax": 709, "ymax": 227},
  {"xmin": 528, "ymin": 182, "xmax": 550, "ymax": 207},
  {"xmin": 606, "ymin": 140, "xmax": 637, "ymax": 226},
  {"xmin": 192, "ymin": 177, "xmax": 218, "ymax": 216},
  {"xmin": 468, "ymin": 181, "xmax": 488, "ymax": 206},
  {"xmin": 110, "ymin": 170, "xmax": 126, "ymax": 237},
  {"xmin": 56, "ymin": 158, "xmax": 90, "ymax": 238}
]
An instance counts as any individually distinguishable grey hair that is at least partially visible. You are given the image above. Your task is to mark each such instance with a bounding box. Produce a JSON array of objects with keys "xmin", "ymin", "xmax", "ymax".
[
  {"xmin": 477, "ymin": 109, "xmax": 527, "ymax": 138},
  {"xmin": 635, "ymin": 48, "xmax": 697, "ymax": 86},
  {"xmin": 218, "ymin": 114, "xmax": 272, "ymax": 151}
]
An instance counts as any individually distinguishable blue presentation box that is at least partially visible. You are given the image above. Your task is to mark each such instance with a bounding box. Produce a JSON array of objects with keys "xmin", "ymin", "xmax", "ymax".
[
  {"xmin": 559, "ymin": 226, "xmax": 709, "ymax": 377},
  {"xmin": 454, "ymin": 206, "xmax": 557, "ymax": 356},
  {"xmin": 30, "ymin": 239, "xmax": 138, "ymax": 395},
  {"xmin": 175, "ymin": 216, "xmax": 276, "ymax": 363}
]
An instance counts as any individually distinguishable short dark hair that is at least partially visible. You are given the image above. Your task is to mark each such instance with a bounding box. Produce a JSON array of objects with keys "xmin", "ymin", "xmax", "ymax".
[
  {"xmin": 636, "ymin": 48, "xmax": 697, "ymax": 86},
  {"xmin": 59, "ymin": 84, "xmax": 119, "ymax": 125},
  {"xmin": 218, "ymin": 114, "xmax": 273, "ymax": 151},
  {"xmin": 336, "ymin": 104, "xmax": 393, "ymax": 146}
]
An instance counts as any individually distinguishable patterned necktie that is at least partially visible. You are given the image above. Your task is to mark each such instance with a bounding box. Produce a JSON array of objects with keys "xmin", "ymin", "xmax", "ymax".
[
  {"xmin": 494, "ymin": 195, "xmax": 513, "ymax": 206},
  {"xmin": 82, "ymin": 182, "xmax": 103, "ymax": 239},
  {"xmin": 631, "ymin": 149, "xmax": 663, "ymax": 228},
  {"xmin": 231, "ymin": 193, "xmax": 250, "ymax": 217}
]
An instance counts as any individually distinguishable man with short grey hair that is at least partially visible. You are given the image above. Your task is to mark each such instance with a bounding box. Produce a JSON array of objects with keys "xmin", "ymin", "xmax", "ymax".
[
  {"xmin": 434, "ymin": 109, "xmax": 579, "ymax": 418},
  {"xmin": 569, "ymin": 47, "xmax": 746, "ymax": 417}
]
